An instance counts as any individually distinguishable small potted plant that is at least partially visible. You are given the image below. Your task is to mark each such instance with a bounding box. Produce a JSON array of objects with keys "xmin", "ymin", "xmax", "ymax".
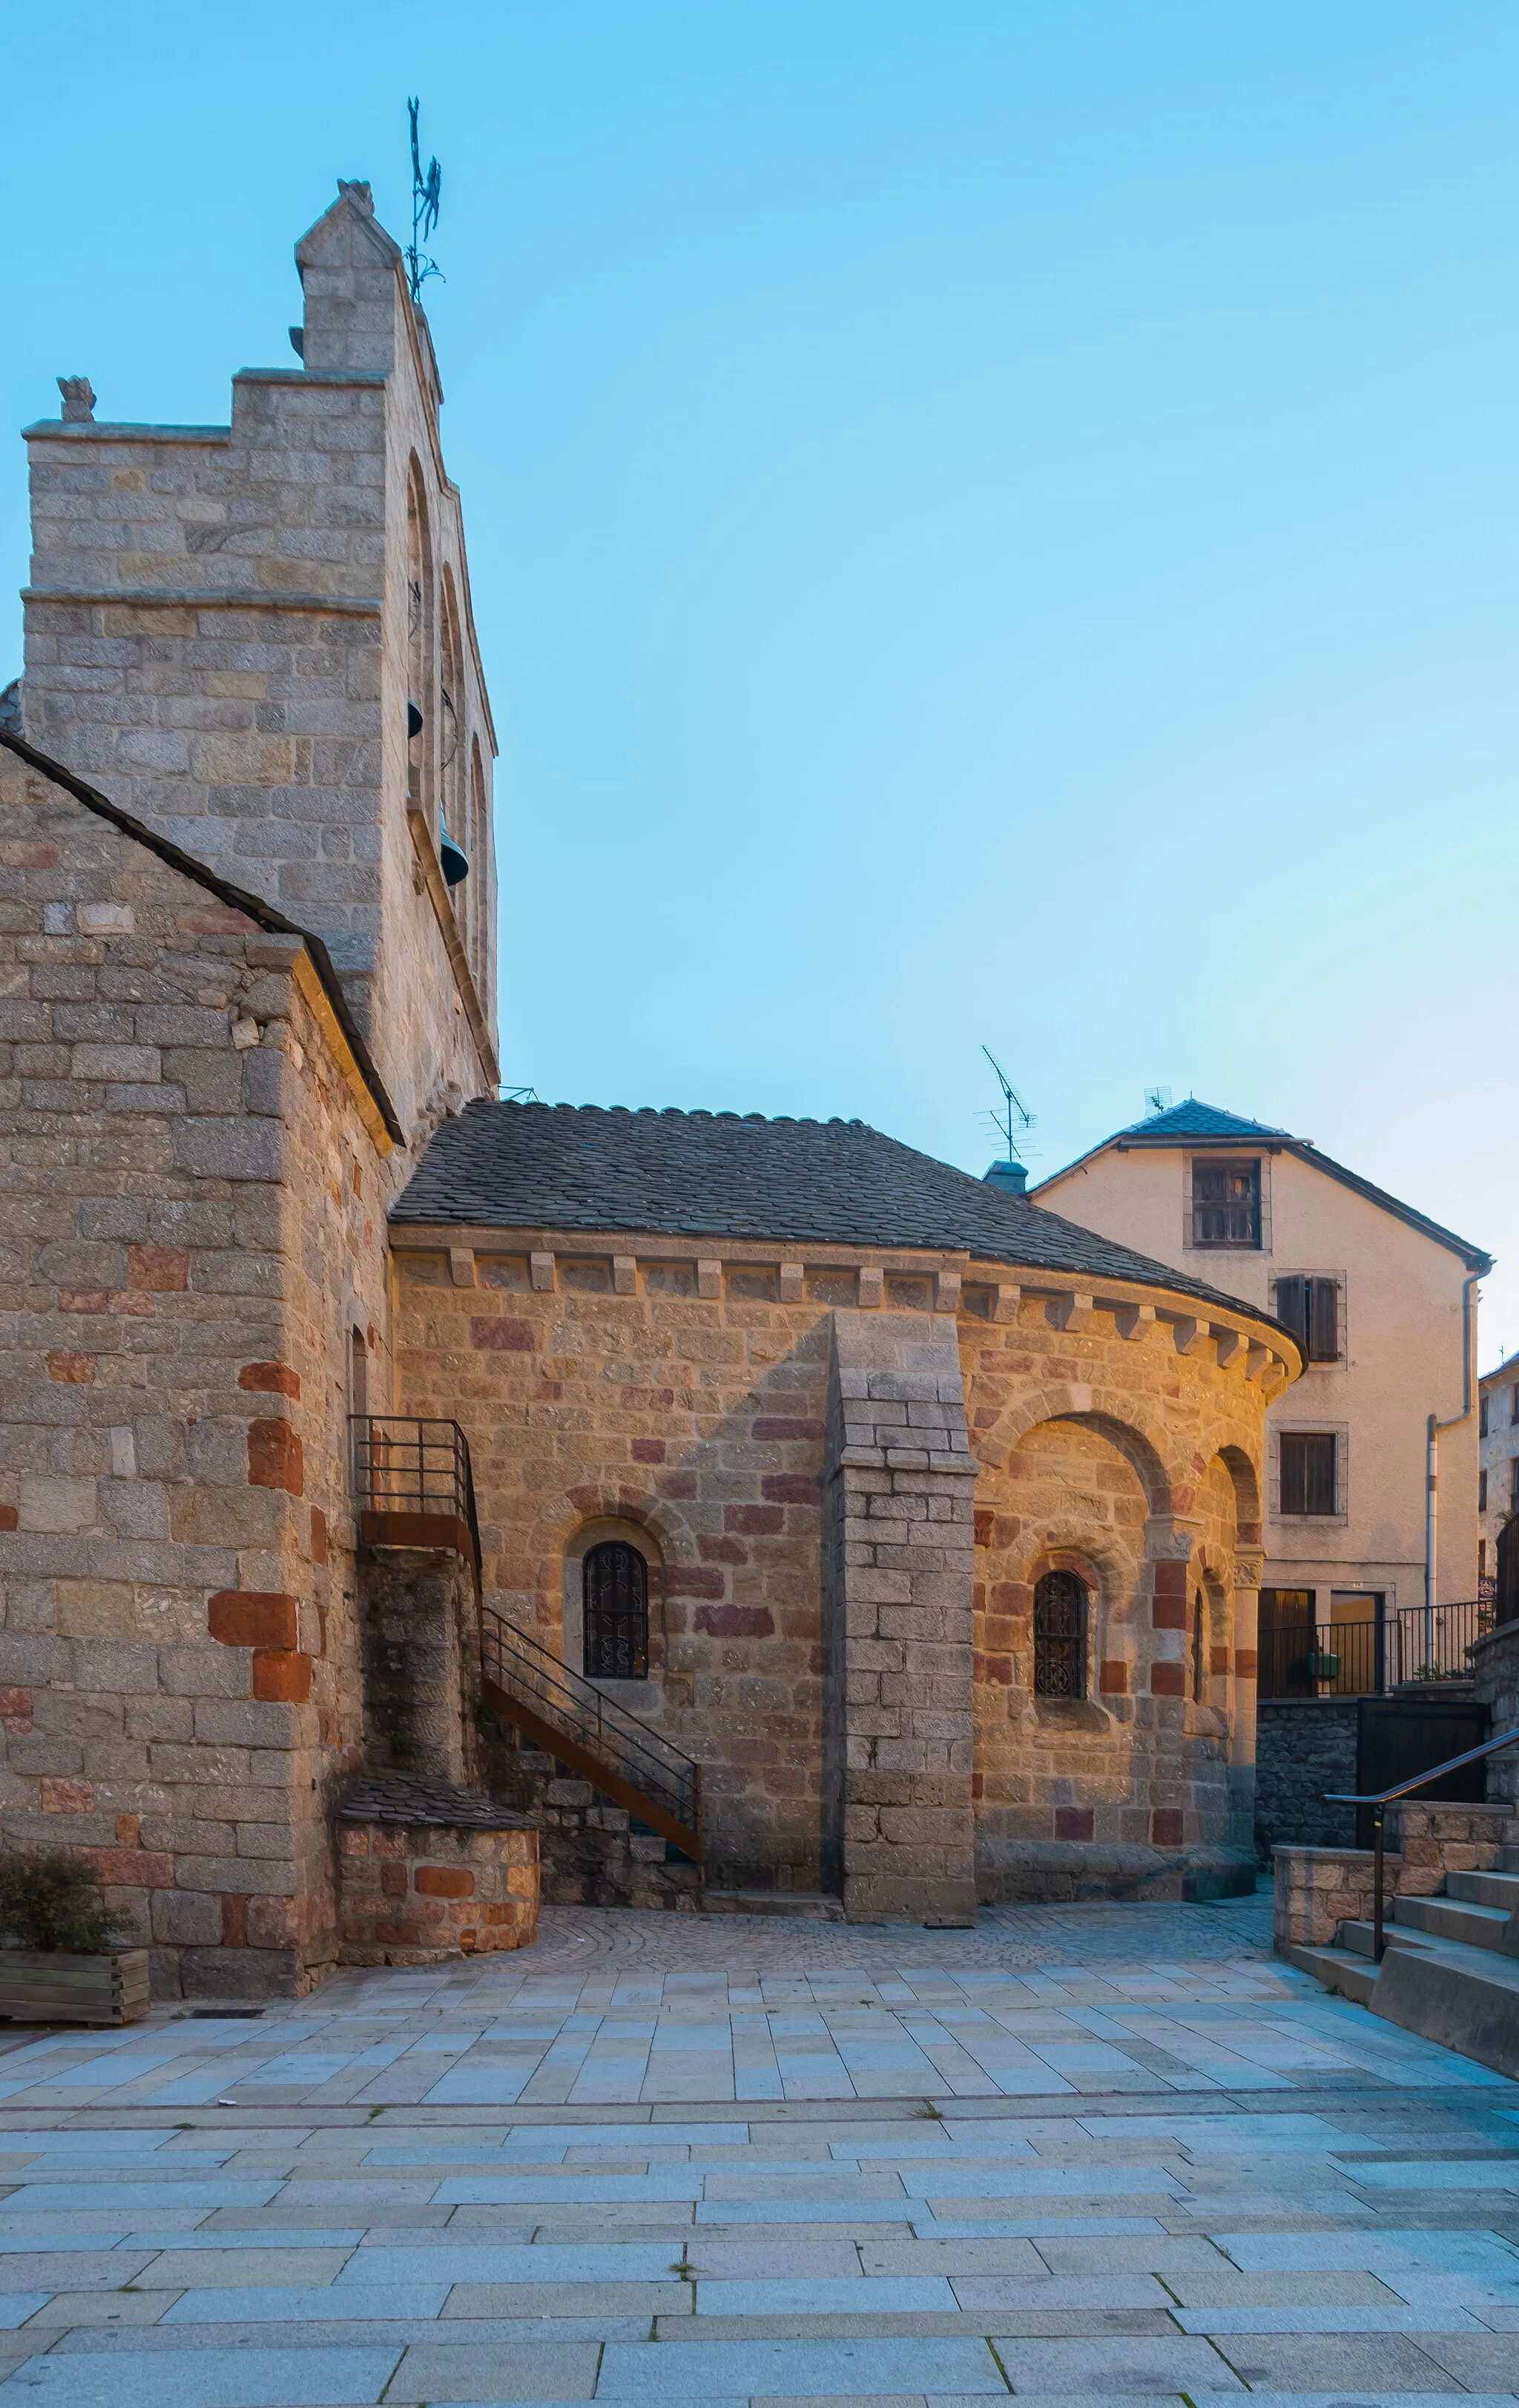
[{"xmin": 0, "ymin": 1849, "xmax": 149, "ymax": 2025}]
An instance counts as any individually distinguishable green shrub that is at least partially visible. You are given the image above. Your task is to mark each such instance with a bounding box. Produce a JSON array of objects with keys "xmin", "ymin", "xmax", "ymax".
[{"xmin": 0, "ymin": 1849, "xmax": 134, "ymax": 1953}]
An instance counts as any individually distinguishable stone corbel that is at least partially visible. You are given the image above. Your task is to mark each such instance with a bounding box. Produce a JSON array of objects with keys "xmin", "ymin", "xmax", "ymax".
[
  {"xmin": 448, "ymin": 1247, "xmax": 475, "ymax": 1288},
  {"xmin": 935, "ymin": 1269, "xmax": 961, "ymax": 1315},
  {"xmin": 1214, "ymin": 1328, "xmax": 1250, "ymax": 1369},
  {"xmin": 1245, "ymin": 1342, "xmax": 1273, "ymax": 1383},
  {"xmin": 696, "ymin": 1260, "xmax": 722, "ymax": 1299},
  {"xmin": 1050, "ymin": 1291, "xmax": 1093, "ymax": 1332},
  {"xmin": 1172, "ymin": 1317, "xmax": 1208, "ymax": 1357},
  {"xmin": 779, "ymin": 1261, "xmax": 805, "ymax": 1305},
  {"xmin": 1115, "ymin": 1303, "xmax": 1156, "ymax": 1343},
  {"xmin": 992, "ymin": 1282, "xmax": 1021, "ymax": 1324},
  {"xmin": 530, "ymin": 1250, "xmax": 556, "ymax": 1293},
  {"xmin": 857, "ymin": 1266, "xmax": 883, "ymax": 1309},
  {"xmin": 612, "ymin": 1255, "xmax": 637, "ymax": 1296}
]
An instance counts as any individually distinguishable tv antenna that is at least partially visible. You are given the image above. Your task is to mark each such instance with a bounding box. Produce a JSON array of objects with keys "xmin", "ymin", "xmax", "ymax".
[
  {"xmin": 981, "ymin": 1046, "xmax": 1035, "ymax": 1165},
  {"xmin": 1145, "ymin": 1083, "xmax": 1172, "ymax": 1116},
  {"xmin": 406, "ymin": 97, "xmax": 444, "ymax": 305}
]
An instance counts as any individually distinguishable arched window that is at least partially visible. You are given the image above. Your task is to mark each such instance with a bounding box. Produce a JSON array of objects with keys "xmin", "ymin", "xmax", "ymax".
[
  {"xmin": 584, "ymin": 1540, "xmax": 649, "ymax": 1679},
  {"xmin": 1033, "ymin": 1570, "xmax": 1087, "ymax": 1698},
  {"xmin": 1192, "ymin": 1589, "xmax": 1205, "ymax": 1702},
  {"xmin": 349, "ymin": 1326, "xmax": 368, "ymax": 1421}
]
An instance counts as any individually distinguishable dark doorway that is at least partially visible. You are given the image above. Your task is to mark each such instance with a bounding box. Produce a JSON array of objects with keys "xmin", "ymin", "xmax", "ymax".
[{"xmin": 1354, "ymin": 1697, "xmax": 1489, "ymax": 1847}]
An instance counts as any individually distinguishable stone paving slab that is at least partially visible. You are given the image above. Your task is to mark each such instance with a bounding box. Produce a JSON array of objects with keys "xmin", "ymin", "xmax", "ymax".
[{"xmin": 0, "ymin": 1899, "xmax": 1515, "ymax": 2400}]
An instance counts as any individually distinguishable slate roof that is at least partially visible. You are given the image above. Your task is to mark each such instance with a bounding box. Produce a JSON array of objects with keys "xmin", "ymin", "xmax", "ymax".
[
  {"xmin": 334, "ymin": 1774, "xmax": 532, "ymax": 1831},
  {"xmin": 1113, "ymin": 1099, "xmax": 1289, "ymax": 1142},
  {"xmin": 392, "ymin": 1100, "xmax": 1287, "ymax": 1318}
]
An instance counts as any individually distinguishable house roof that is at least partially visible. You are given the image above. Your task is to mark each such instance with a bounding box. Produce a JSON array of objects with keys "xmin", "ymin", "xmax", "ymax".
[
  {"xmin": 1033, "ymin": 1097, "xmax": 1492, "ymax": 1275},
  {"xmin": 392, "ymin": 1099, "xmax": 1298, "ymax": 1323},
  {"xmin": 0, "ymin": 725, "xmax": 403, "ymax": 1142}
]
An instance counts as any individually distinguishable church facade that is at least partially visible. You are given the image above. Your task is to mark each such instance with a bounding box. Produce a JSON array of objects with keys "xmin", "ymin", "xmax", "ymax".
[{"xmin": 0, "ymin": 187, "xmax": 1301, "ymax": 1997}]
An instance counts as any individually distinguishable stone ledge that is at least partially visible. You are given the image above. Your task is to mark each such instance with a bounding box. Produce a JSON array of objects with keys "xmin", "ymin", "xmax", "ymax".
[{"xmin": 334, "ymin": 1773, "xmax": 534, "ymax": 1832}]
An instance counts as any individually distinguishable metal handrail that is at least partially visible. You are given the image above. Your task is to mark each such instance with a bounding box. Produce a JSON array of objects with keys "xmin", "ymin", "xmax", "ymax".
[
  {"xmin": 479, "ymin": 1603, "xmax": 701, "ymax": 1837},
  {"xmin": 349, "ymin": 1415, "xmax": 481, "ymax": 1572},
  {"xmin": 1325, "ymin": 1720, "xmax": 1519, "ymax": 1964}
]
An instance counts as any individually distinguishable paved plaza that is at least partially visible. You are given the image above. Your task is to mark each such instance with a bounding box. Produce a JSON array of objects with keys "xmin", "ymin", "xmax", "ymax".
[{"xmin": 0, "ymin": 1896, "xmax": 1516, "ymax": 2404}]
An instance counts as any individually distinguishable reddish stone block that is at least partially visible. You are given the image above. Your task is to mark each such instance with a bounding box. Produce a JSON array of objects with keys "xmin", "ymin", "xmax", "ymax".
[
  {"xmin": 973, "ymin": 1509, "xmax": 995, "ymax": 1547},
  {"xmin": 1150, "ymin": 1662, "xmax": 1186, "ymax": 1695},
  {"xmin": 78, "ymin": 1847, "xmax": 174, "ymax": 1889},
  {"xmin": 58, "ymin": 1289, "xmax": 109, "ymax": 1313},
  {"xmin": 762, "ymin": 1474, "xmax": 816, "ymax": 1504},
  {"xmin": 0, "ymin": 1685, "xmax": 32, "ymax": 1733},
  {"xmin": 1055, "ymin": 1806, "xmax": 1094, "ymax": 1840},
  {"xmin": 1098, "ymin": 1659, "xmax": 1128, "ymax": 1694},
  {"xmin": 1235, "ymin": 1648, "xmax": 1257, "ymax": 1678},
  {"xmin": 115, "ymin": 1815, "xmax": 140, "ymax": 1846},
  {"xmin": 375, "ymin": 1922, "xmax": 421, "ymax": 1945},
  {"xmin": 0, "ymin": 839, "xmax": 60, "ymax": 868},
  {"xmin": 751, "ymin": 1417, "xmax": 823, "ymax": 1441},
  {"xmin": 656, "ymin": 1470, "xmax": 697, "ymax": 1500},
  {"xmin": 470, "ymin": 1316, "xmax": 535, "ymax": 1351},
  {"xmin": 222, "ymin": 1892, "xmax": 248, "ymax": 1947},
  {"xmin": 41, "ymin": 1777, "xmax": 93, "ymax": 1813},
  {"xmin": 1152, "ymin": 1808, "xmax": 1184, "ymax": 1846},
  {"xmin": 178, "ymin": 904, "xmax": 254, "ymax": 934},
  {"xmin": 695, "ymin": 1604, "xmax": 775, "ymax": 1639},
  {"xmin": 630, "ymin": 1438, "xmax": 665, "ymax": 1464},
  {"xmin": 415, "ymin": 1866, "xmax": 475, "ymax": 1898},
  {"xmin": 380, "ymin": 1862, "xmax": 409, "ymax": 1897},
  {"xmin": 309, "ymin": 1506, "xmax": 329, "ymax": 1565},
  {"xmin": 252, "ymin": 1648, "xmax": 312, "ymax": 1703},
  {"xmin": 665, "ymin": 1566, "xmax": 726, "ymax": 1598},
  {"xmin": 698, "ymin": 1534, "xmax": 747, "ymax": 1564},
  {"xmin": 248, "ymin": 1419, "xmax": 304, "ymax": 1496},
  {"xmin": 1209, "ymin": 1643, "xmax": 1230, "ymax": 1674},
  {"xmin": 1152, "ymin": 1596, "xmax": 1188, "ymax": 1630},
  {"xmin": 239, "ymin": 1361, "xmax": 300, "ymax": 1398},
  {"xmin": 247, "ymin": 1895, "xmax": 297, "ymax": 1949},
  {"xmin": 46, "ymin": 1351, "xmax": 94, "ymax": 1384},
  {"xmin": 128, "ymin": 1245, "xmax": 189, "ymax": 1292},
  {"xmin": 725, "ymin": 1504, "xmax": 783, "ymax": 1535},
  {"xmin": 208, "ymin": 1590, "xmax": 300, "ymax": 1649},
  {"xmin": 0, "ymin": 1507, "xmax": 16, "ymax": 1533}
]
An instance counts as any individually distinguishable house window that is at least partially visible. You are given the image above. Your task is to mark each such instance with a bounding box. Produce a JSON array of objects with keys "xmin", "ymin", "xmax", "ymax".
[
  {"xmin": 1280, "ymin": 1431, "xmax": 1337, "ymax": 1516},
  {"xmin": 1512, "ymin": 1384, "xmax": 1519, "ymax": 1425},
  {"xmin": 1191, "ymin": 1158, "xmax": 1261, "ymax": 1248},
  {"xmin": 1480, "ymin": 1539, "xmax": 1488, "ymax": 1581},
  {"xmin": 1481, "ymin": 1395, "xmax": 1491, "ymax": 1437},
  {"xmin": 1192, "ymin": 1589, "xmax": 1205, "ymax": 1703},
  {"xmin": 1480, "ymin": 1470, "xmax": 1489, "ymax": 1513},
  {"xmin": 1033, "ymin": 1570, "xmax": 1087, "ymax": 1699},
  {"xmin": 1509, "ymin": 1458, "xmax": 1519, "ymax": 1513},
  {"xmin": 583, "ymin": 1540, "xmax": 649, "ymax": 1679},
  {"xmin": 1273, "ymin": 1276, "xmax": 1340, "ymax": 1363}
]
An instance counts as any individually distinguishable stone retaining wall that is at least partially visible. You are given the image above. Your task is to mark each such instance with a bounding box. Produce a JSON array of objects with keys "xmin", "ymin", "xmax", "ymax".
[
  {"xmin": 335, "ymin": 1800, "xmax": 538, "ymax": 1967},
  {"xmin": 1273, "ymin": 1803, "xmax": 1517, "ymax": 1950},
  {"xmin": 1255, "ymin": 1701, "xmax": 1359, "ymax": 1857}
]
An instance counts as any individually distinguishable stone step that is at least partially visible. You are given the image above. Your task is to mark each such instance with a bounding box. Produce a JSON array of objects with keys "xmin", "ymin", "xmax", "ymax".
[
  {"xmin": 1282, "ymin": 1942, "xmax": 1379, "ymax": 2007},
  {"xmin": 701, "ymin": 1889, "xmax": 846, "ymax": 1921},
  {"xmin": 1394, "ymin": 1892, "xmax": 1515, "ymax": 1953},
  {"xmin": 1497, "ymin": 1847, "xmax": 1519, "ymax": 1874},
  {"xmin": 1337, "ymin": 1919, "xmax": 1430, "ymax": 1959},
  {"xmin": 1446, "ymin": 1867, "xmax": 1519, "ymax": 1911}
]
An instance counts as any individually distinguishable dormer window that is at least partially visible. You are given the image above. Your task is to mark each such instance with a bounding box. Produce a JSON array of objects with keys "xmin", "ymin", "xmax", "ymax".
[{"xmin": 1190, "ymin": 1157, "xmax": 1260, "ymax": 1249}]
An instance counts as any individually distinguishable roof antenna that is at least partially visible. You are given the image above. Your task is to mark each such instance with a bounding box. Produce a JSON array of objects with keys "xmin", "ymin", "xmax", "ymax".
[
  {"xmin": 1145, "ymin": 1084, "xmax": 1172, "ymax": 1116},
  {"xmin": 981, "ymin": 1047, "xmax": 1035, "ymax": 1198},
  {"xmin": 406, "ymin": 97, "xmax": 444, "ymax": 305}
]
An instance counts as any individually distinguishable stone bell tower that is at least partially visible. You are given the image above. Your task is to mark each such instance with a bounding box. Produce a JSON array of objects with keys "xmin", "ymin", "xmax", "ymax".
[{"xmin": 20, "ymin": 180, "xmax": 499, "ymax": 1147}]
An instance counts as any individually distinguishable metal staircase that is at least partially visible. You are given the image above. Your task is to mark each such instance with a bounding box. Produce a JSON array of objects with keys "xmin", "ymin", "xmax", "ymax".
[{"xmin": 478, "ymin": 1604, "xmax": 702, "ymax": 1865}]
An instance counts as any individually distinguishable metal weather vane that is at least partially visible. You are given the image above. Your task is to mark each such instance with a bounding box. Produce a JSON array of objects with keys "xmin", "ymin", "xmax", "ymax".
[{"xmin": 406, "ymin": 97, "xmax": 444, "ymax": 305}]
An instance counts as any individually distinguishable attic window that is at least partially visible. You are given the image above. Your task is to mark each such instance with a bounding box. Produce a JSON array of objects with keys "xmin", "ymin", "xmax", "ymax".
[{"xmin": 1190, "ymin": 1158, "xmax": 1260, "ymax": 1249}]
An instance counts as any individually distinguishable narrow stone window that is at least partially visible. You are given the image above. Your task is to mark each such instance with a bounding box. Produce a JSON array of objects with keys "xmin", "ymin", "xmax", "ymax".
[
  {"xmin": 1192, "ymin": 1589, "xmax": 1205, "ymax": 1702},
  {"xmin": 1033, "ymin": 1570, "xmax": 1087, "ymax": 1699},
  {"xmin": 583, "ymin": 1540, "xmax": 649, "ymax": 1680},
  {"xmin": 349, "ymin": 1326, "xmax": 368, "ymax": 1421}
]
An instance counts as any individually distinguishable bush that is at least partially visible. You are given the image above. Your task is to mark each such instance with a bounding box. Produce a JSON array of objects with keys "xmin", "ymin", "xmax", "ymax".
[{"xmin": 0, "ymin": 1849, "xmax": 134, "ymax": 1953}]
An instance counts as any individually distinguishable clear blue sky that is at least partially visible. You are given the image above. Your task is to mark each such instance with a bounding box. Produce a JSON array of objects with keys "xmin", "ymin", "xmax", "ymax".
[{"xmin": 6, "ymin": 5, "xmax": 1516, "ymax": 1356}]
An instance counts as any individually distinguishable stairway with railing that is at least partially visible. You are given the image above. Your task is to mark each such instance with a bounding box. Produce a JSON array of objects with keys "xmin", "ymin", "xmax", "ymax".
[
  {"xmin": 1259, "ymin": 1599, "xmax": 1494, "ymax": 1699},
  {"xmin": 479, "ymin": 1605, "xmax": 702, "ymax": 1865}
]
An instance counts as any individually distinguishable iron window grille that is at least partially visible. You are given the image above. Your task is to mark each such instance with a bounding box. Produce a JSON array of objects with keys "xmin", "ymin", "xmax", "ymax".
[
  {"xmin": 1280, "ymin": 1430, "xmax": 1337, "ymax": 1516},
  {"xmin": 1190, "ymin": 1157, "xmax": 1261, "ymax": 1248},
  {"xmin": 1033, "ymin": 1570, "xmax": 1087, "ymax": 1699},
  {"xmin": 584, "ymin": 1540, "xmax": 650, "ymax": 1680}
]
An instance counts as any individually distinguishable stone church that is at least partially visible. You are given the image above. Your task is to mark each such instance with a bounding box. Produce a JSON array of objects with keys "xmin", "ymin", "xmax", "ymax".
[{"xmin": 0, "ymin": 183, "xmax": 1302, "ymax": 1997}]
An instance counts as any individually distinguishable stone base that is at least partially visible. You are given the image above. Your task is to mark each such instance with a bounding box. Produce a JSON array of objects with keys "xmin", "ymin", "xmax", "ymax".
[
  {"xmin": 484, "ymin": 1729, "xmax": 703, "ymax": 1912},
  {"xmin": 335, "ymin": 1777, "xmax": 539, "ymax": 1964},
  {"xmin": 978, "ymin": 1843, "xmax": 1257, "ymax": 1906}
]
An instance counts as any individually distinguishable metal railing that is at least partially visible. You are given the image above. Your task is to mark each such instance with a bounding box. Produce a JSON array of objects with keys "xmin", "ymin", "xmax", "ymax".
[
  {"xmin": 349, "ymin": 1415, "xmax": 481, "ymax": 1572},
  {"xmin": 1260, "ymin": 1600, "xmax": 1495, "ymax": 1699},
  {"xmin": 1326, "ymin": 1721, "xmax": 1519, "ymax": 1962},
  {"xmin": 479, "ymin": 1602, "xmax": 701, "ymax": 1855}
]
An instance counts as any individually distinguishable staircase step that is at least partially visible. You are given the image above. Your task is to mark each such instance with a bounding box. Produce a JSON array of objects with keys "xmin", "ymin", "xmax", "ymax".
[
  {"xmin": 1283, "ymin": 1943, "xmax": 1379, "ymax": 2007},
  {"xmin": 1495, "ymin": 1847, "xmax": 1519, "ymax": 1875},
  {"xmin": 702, "ymin": 1889, "xmax": 846, "ymax": 1921},
  {"xmin": 1446, "ymin": 1868, "xmax": 1519, "ymax": 1911},
  {"xmin": 1337, "ymin": 1919, "xmax": 1429, "ymax": 1959},
  {"xmin": 1394, "ymin": 1893, "xmax": 1515, "ymax": 1953}
]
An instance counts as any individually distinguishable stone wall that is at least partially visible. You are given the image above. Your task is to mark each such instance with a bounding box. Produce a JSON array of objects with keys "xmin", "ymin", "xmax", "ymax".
[
  {"xmin": 389, "ymin": 1225, "xmax": 1285, "ymax": 1904},
  {"xmin": 0, "ymin": 752, "xmax": 406, "ymax": 1996},
  {"xmin": 334, "ymin": 1781, "xmax": 538, "ymax": 1966},
  {"xmin": 1256, "ymin": 1702, "xmax": 1359, "ymax": 1856},
  {"xmin": 1274, "ymin": 1804, "xmax": 1518, "ymax": 1950},
  {"xmin": 1469, "ymin": 1621, "xmax": 1519, "ymax": 1804}
]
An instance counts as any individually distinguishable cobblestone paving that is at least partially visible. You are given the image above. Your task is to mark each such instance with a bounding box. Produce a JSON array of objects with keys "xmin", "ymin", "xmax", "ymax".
[{"xmin": 0, "ymin": 1898, "xmax": 1515, "ymax": 2404}]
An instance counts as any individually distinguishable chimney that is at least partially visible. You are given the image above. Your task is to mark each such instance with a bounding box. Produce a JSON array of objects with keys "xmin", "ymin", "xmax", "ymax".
[{"xmin": 983, "ymin": 1160, "xmax": 1028, "ymax": 1197}]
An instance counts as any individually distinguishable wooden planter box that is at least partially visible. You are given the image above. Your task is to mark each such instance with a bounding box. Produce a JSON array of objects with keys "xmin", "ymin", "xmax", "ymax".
[{"xmin": 0, "ymin": 1948, "xmax": 151, "ymax": 2025}]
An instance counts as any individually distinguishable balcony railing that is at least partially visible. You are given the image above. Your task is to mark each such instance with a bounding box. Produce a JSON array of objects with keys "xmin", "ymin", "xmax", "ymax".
[
  {"xmin": 349, "ymin": 1415, "xmax": 481, "ymax": 1575},
  {"xmin": 1259, "ymin": 1599, "xmax": 1495, "ymax": 1700}
]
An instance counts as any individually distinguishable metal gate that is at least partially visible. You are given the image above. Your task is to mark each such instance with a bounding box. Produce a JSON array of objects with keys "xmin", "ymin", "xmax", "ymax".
[{"xmin": 1354, "ymin": 1697, "xmax": 1490, "ymax": 1847}]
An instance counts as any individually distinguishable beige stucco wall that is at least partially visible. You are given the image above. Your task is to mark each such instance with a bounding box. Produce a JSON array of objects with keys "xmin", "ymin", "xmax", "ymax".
[
  {"xmin": 1477, "ymin": 1352, "xmax": 1519, "ymax": 1586},
  {"xmin": 1035, "ymin": 1142, "xmax": 1480, "ymax": 1612}
]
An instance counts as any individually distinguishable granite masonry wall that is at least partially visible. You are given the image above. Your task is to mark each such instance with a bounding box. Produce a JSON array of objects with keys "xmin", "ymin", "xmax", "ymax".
[
  {"xmin": 1255, "ymin": 1701, "xmax": 1360, "ymax": 1856},
  {"xmin": 389, "ymin": 1226, "xmax": 1289, "ymax": 1907}
]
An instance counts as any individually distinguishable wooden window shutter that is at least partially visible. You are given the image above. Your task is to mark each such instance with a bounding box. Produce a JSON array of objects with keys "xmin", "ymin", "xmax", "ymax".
[
  {"xmin": 1308, "ymin": 1277, "xmax": 1339, "ymax": 1362},
  {"xmin": 1273, "ymin": 1277, "xmax": 1308, "ymax": 1349}
]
